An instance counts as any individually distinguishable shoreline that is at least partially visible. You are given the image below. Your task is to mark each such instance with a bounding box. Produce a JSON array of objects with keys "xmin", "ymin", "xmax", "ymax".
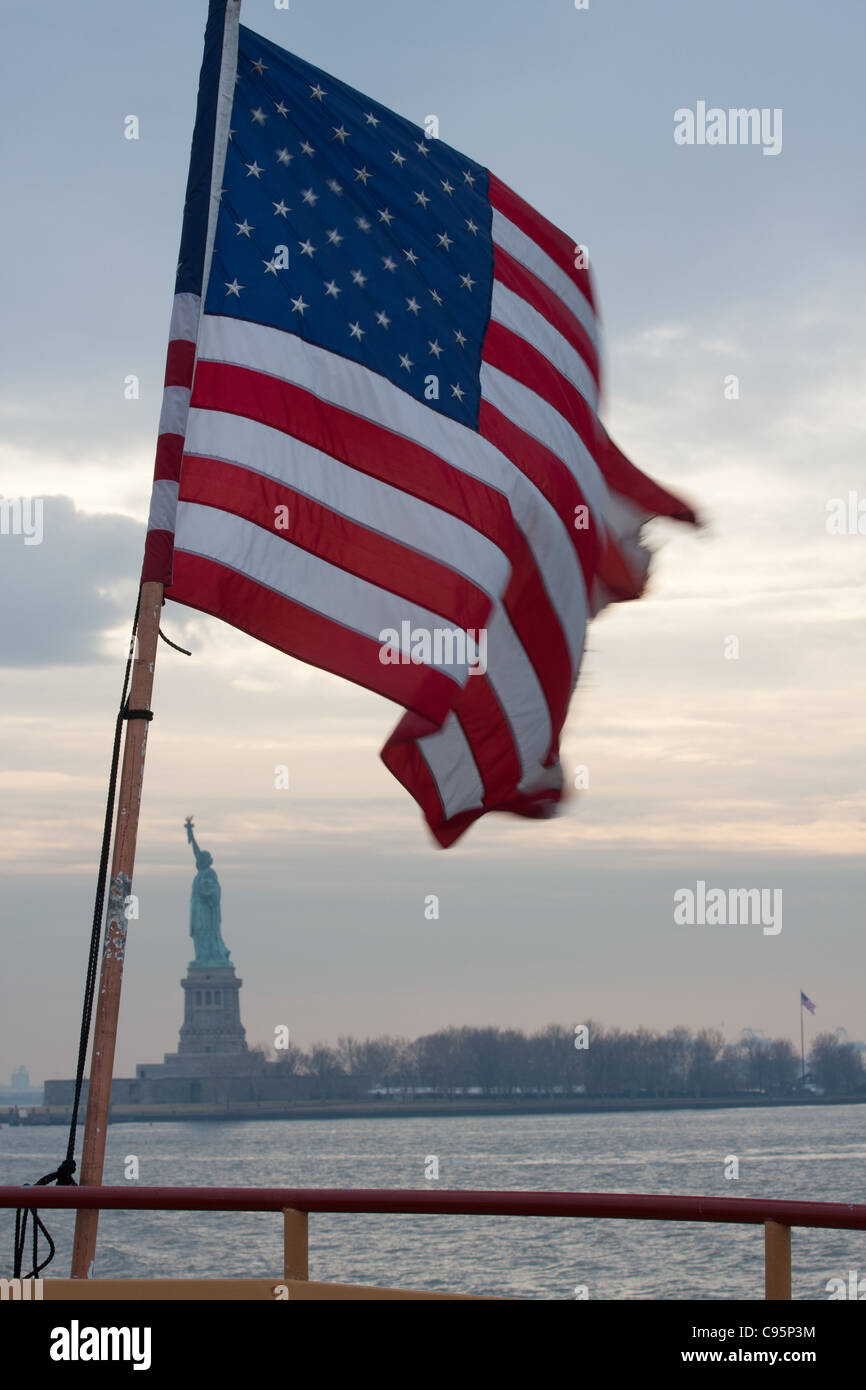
[{"xmin": 3, "ymin": 1094, "xmax": 864, "ymax": 1126}]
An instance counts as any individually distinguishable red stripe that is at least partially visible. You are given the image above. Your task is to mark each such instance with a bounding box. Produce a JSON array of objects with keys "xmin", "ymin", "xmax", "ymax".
[
  {"xmin": 141, "ymin": 528, "xmax": 174, "ymax": 586},
  {"xmin": 164, "ymin": 338, "xmax": 196, "ymax": 390},
  {"xmin": 598, "ymin": 430, "xmax": 698, "ymax": 523},
  {"xmin": 489, "ymin": 172, "xmax": 596, "ymax": 313},
  {"xmin": 153, "ymin": 432, "xmax": 185, "ymax": 484},
  {"xmin": 493, "ymin": 245, "xmax": 599, "ymax": 385},
  {"xmin": 178, "ymin": 455, "xmax": 492, "ymax": 632},
  {"xmin": 483, "ymin": 319, "xmax": 599, "ymax": 460},
  {"xmin": 166, "ymin": 552, "xmax": 462, "ymax": 727}
]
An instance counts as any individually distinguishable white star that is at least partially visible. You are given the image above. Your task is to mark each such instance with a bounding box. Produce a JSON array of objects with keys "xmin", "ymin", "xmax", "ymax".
[
  {"xmin": 291, "ymin": 294, "xmax": 309, "ymax": 314},
  {"xmin": 327, "ymin": 178, "xmax": 344, "ymax": 196},
  {"xmin": 301, "ymin": 187, "xmax": 319, "ymax": 206},
  {"xmin": 245, "ymin": 161, "xmax": 264, "ymax": 178},
  {"xmin": 227, "ymin": 127, "xmax": 236, "ymax": 141},
  {"xmin": 454, "ymin": 328, "xmax": 467, "ymax": 347},
  {"xmin": 441, "ymin": 179, "xmax": 454, "ymax": 195},
  {"xmin": 275, "ymin": 148, "xmax": 293, "ymax": 166},
  {"xmin": 428, "ymin": 339, "xmax": 443, "ymax": 358},
  {"xmin": 399, "ymin": 353, "xmax": 414, "ymax": 371},
  {"xmin": 415, "ymin": 140, "xmax": 430, "ymax": 156},
  {"xmin": 274, "ymin": 100, "xmax": 290, "ymax": 118},
  {"xmin": 250, "ymin": 58, "xmax": 268, "ymax": 75},
  {"xmin": 436, "ymin": 231, "xmax": 453, "ymax": 251},
  {"xmin": 225, "ymin": 279, "xmax": 243, "ymax": 297},
  {"xmin": 378, "ymin": 207, "xmax": 394, "ymax": 226},
  {"xmin": 350, "ymin": 268, "xmax": 368, "ymax": 287},
  {"xmin": 451, "ymin": 383, "xmax": 466, "ymax": 401},
  {"xmin": 355, "ymin": 215, "xmax": 372, "ymax": 232},
  {"xmin": 299, "ymin": 140, "xmax": 315, "ymax": 157},
  {"xmin": 382, "ymin": 255, "xmax": 397, "ymax": 272},
  {"xmin": 391, "ymin": 149, "xmax": 406, "ymax": 166},
  {"xmin": 263, "ymin": 258, "xmax": 279, "ymax": 275},
  {"xmin": 462, "ymin": 169, "xmax": 475, "ymax": 186},
  {"xmin": 235, "ymin": 219, "xmax": 254, "ymax": 236},
  {"xmin": 414, "ymin": 190, "xmax": 430, "ymax": 208},
  {"xmin": 349, "ymin": 321, "xmax": 366, "ymax": 340},
  {"xmin": 272, "ymin": 200, "xmax": 290, "ymax": 217},
  {"xmin": 299, "ymin": 238, "xmax": 316, "ymax": 257},
  {"xmin": 324, "ymin": 280, "xmax": 342, "ymax": 298},
  {"xmin": 375, "ymin": 310, "xmax": 391, "ymax": 328},
  {"xmin": 332, "ymin": 125, "xmax": 349, "ymax": 143},
  {"xmin": 465, "ymin": 218, "xmax": 479, "ymax": 235},
  {"xmin": 403, "ymin": 248, "xmax": 419, "ymax": 265},
  {"xmin": 250, "ymin": 107, "xmax": 267, "ymax": 125},
  {"xmin": 365, "ymin": 112, "xmax": 380, "ymax": 127},
  {"xmin": 459, "ymin": 272, "xmax": 475, "ymax": 291},
  {"xmin": 326, "ymin": 228, "xmax": 344, "ymax": 246},
  {"xmin": 406, "ymin": 297, "xmax": 421, "ymax": 315},
  {"xmin": 354, "ymin": 165, "xmax": 372, "ymax": 184},
  {"xmin": 429, "ymin": 288, "xmax": 444, "ymax": 306},
  {"xmin": 310, "ymin": 84, "xmax": 326, "ymax": 100}
]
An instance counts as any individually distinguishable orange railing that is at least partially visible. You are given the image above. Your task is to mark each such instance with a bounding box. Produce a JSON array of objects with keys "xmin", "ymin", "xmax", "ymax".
[{"xmin": 3, "ymin": 1185, "xmax": 865, "ymax": 1300}]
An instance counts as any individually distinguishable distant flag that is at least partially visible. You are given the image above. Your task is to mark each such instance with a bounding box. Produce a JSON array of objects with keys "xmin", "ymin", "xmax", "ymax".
[
  {"xmin": 801, "ymin": 991, "xmax": 817, "ymax": 1014},
  {"xmin": 143, "ymin": 0, "xmax": 697, "ymax": 846}
]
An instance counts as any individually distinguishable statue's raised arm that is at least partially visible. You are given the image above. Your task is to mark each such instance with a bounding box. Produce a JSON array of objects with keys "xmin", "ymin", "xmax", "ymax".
[{"xmin": 185, "ymin": 816, "xmax": 206, "ymax": 869}]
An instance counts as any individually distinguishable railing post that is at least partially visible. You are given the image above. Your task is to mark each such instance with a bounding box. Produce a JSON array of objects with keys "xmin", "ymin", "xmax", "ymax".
[
  {"xmin": 764, "ymin": 1221, "xmax": 791, "ymax": 1299},
  {"xmin": 283, "ymin": 1208, "xmax": 308, "ymax": 1281}
]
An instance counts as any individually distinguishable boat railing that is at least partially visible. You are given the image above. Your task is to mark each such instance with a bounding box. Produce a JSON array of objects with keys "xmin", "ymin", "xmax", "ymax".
[{"xmin": 2, "ymin": 1185, "xmax": 865, "ymax": 1300}]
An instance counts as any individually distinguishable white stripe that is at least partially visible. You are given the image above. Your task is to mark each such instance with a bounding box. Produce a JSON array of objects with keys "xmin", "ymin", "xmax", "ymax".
[
  {"xmin": 483, "ymin": 605, "xmax": 553, "ymax": 774},
  {"xmin": 169, "ymin": 292, "xmax": 201, "ymax": 343},
  {"xmin": 492, "ymin": 208, "xmax": 598, "ymax": 350},
  {"xmin": 491, "ymin": 280, "xmax": 599, "ymax": 413},
  {"xmin": 182, "ymin": 408, "xmax": 510, "ymax": 603},
  {"xmin": 481, "ymin": 361, "xmax": 610, "ymax": 528},
  {"xmin": 174, "ymin": 503, "xmax": 479, "ymax": 687},
  {"xmin": 195, "ymin": 315, "xmax": 586, "ymax": 669},
  {"xmin": 146, "ymin": 478, "xmax": 179, "ymax": 533},
  {"xmin": 158, "ymin": 386, "xmax": 191, "ymax": 438},
  {"xmin": 418, "ymin": 715, "xmax": 484, "ymax": 819},
  {"xmin": 202, "ymin": 2, "xmax": 241, "ymax": 309}
]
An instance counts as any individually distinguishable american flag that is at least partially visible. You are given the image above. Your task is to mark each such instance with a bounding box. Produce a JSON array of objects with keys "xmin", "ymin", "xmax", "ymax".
[
  {"xmin": 144, "ymin": 0, "xmax": 696, "ymax": 846},
  {"xmin": 801, "ymin": 991, "xmax": 816, "ymax": 1013}
]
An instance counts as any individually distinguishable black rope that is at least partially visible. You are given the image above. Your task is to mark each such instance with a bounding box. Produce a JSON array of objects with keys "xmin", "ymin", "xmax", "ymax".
[
  {"xmin": 12, "ymin": 588, "xmax": 144, "ymax": 1280},
  {"xmin": 159, "ymin": 626, "xmax": 192, "ymax": 656}
]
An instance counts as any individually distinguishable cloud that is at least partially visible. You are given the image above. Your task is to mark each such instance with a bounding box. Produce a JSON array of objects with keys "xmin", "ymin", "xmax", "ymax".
[{"xmin": 0, "ymin": 496, "xmax": 142, "ymax": 666}]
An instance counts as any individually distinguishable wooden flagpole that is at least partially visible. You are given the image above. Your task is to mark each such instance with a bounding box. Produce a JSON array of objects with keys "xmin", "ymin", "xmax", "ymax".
[{"xmin": 70, "ymin": 579, "xmax": 164, "ymax": 1277}]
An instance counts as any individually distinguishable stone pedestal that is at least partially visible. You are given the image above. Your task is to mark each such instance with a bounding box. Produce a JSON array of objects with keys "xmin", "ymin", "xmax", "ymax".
[{"xmin": 174, "ymin": 964, "xmax": 248, "ymax": 1057}]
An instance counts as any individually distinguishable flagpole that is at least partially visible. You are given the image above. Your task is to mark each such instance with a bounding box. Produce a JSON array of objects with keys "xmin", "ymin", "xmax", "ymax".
[
  {"xmin": 800, "ymin": 992, "xmax": 806, "ymax": 1085},
  {"xmin": 70, "ymin": 579, "xmax": 163, "ymax": 1277}
]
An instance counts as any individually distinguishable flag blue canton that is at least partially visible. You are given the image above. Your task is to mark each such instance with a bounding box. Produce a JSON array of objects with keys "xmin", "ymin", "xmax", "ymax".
[{"xmin": 201, "ymin": 26, "xmax": 493, "ymax": 429}]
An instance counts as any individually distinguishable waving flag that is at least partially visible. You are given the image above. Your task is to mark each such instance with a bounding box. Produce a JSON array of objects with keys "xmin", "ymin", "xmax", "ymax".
[
  {"xmin": 144, "ymin": 0, "xmax": 696, "ymax": 846},
  {"xmin": 801, "ymin": 992, "xmax": 817, "ymax": 1014}
]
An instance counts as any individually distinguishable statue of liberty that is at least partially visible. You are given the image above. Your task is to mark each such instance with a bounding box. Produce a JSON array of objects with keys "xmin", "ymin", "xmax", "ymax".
[{"xmin": 184, "ymin": 817, "xmax": 232, "ymax": 967}]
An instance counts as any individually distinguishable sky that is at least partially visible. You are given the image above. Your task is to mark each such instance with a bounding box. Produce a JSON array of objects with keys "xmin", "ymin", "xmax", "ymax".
[{"xmin": 0, "ymin": 0, "xmax": 864, "ymax": 1084}]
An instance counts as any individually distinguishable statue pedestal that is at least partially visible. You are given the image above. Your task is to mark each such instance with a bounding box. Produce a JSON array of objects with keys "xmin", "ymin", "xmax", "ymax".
[{"xmin": 172, "ymin": 964, "xmax": 249, "ymax": 1057}]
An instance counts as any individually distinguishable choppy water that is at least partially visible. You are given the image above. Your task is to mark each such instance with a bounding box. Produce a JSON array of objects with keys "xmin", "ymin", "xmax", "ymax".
[{"xmin": 2, "ymin": 1106, "xmax": 864, "ymax": 1299}]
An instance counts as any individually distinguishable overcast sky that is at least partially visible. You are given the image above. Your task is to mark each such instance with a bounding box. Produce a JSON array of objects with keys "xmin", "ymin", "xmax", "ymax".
[{"xmin": 1, "ymin": 0, "xmax": 864, "ymax": 1084}]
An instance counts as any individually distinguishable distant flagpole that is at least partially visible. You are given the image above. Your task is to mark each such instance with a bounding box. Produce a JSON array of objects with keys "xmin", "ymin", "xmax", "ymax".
[
  {"xmin": 800, "ymin": 990, "xmax": 806, "ymax": 1084},
  {"xmin": 71, "ymin": 0, "xmax": 242, "ymax": 1279}
]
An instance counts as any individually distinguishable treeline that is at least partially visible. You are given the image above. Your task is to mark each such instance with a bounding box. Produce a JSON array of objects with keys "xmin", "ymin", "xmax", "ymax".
[{"xmin": 257, "ymin": 1025, "xmax": 866, "ymax": 1101}]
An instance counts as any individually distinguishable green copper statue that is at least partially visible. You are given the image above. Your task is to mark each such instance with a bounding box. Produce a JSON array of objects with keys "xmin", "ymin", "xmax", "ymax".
[{"xmin": 185, "ymin": 817, "xmax": 232, "ymax": 967}]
